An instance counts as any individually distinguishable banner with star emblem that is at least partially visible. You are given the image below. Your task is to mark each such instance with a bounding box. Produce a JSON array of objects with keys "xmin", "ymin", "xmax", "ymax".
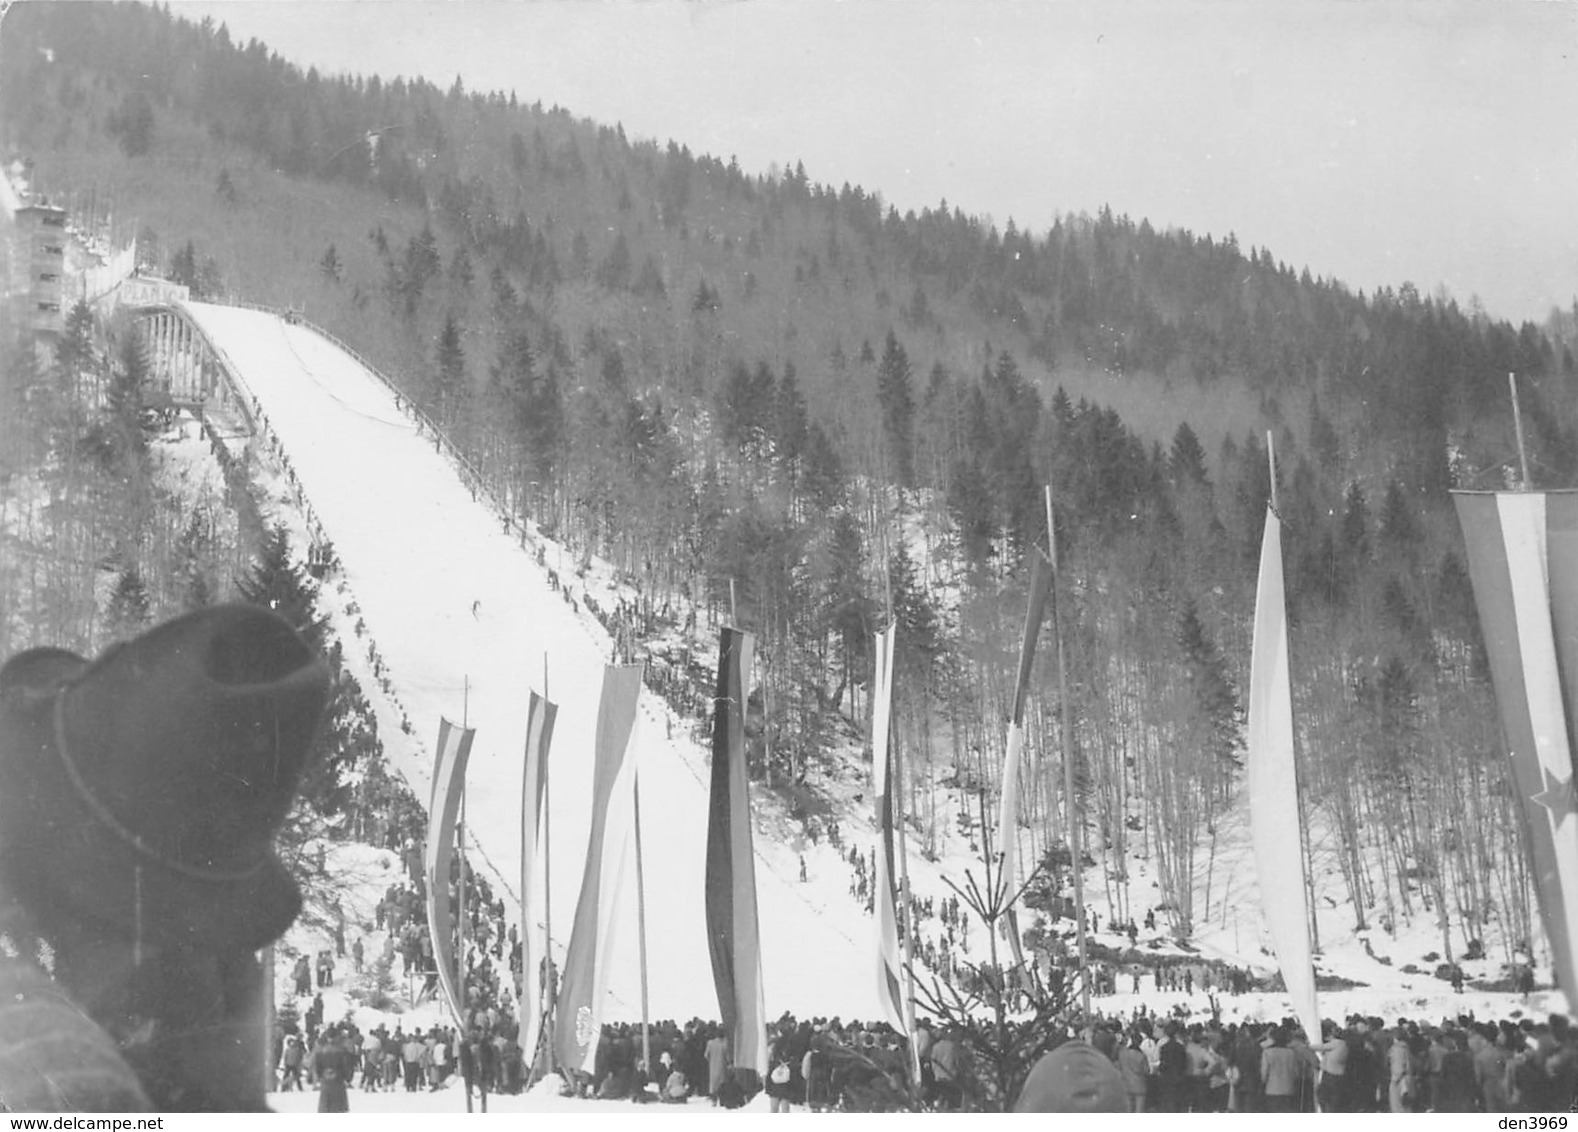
[{"xmin": 1454, "ymin": 490, "xmax": 1578, "ymax": 1002}]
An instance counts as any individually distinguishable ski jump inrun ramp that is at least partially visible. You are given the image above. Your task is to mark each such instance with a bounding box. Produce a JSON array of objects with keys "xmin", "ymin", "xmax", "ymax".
[{"xmin": 179, "ymin": 300, "xmax": 893, "ymax": 1024}]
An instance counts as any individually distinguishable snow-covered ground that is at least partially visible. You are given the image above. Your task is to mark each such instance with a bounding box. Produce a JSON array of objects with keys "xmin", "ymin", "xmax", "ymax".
[
  {"xmin": 169, "ymin": 301, "xmax": 1567, "ymax": 1115},
  {"xmin": 182, "ymin": 299, "xmax": 930, "ymax": 1026}
]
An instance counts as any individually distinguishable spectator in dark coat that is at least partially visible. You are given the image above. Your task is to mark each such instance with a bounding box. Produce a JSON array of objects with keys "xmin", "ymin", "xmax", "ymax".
[
  {"xmin": 459, "ymin": 1027, "xmax": 497, "ymax": 1112},
  {"xmin": 1435, "ymin": 1031, "xmax": 1479, "ymax": 1112},
  {"xmin": 314, "ymin": 1029, "xmax": 355, "ymax": 1113},
  {"xmin": 1155, "ymin": 1024, "xmax": 1188, "ymax": 1112}
]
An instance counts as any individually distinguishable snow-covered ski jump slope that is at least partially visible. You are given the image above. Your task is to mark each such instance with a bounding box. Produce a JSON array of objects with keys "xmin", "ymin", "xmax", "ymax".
[{"xmin": 182, "ymin": 301, "xmax": 888, "ymax": 1025}]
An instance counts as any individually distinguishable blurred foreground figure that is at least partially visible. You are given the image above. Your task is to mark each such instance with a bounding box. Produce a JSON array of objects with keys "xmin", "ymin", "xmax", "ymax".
[
  {"xmin": 0, "ymin": 606, "xmax": 330, "ymax": 1111},
  {"xmin": 1016, "ymin": 1040, "xmax": 1129, "ymax": 1113}
]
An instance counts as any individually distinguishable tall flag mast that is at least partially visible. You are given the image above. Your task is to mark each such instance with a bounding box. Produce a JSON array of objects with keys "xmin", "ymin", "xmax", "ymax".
[
  {"xmin": 997, "ymin": 535, "xmax": 1053, "ymax": 972},
  {"xmin": 875, "ymin": 513, "xmax": 922, "ymax": 1086},
  {"xmin": 1047, "ymin": 485, "xmax": 1089, "ymax": 1021}
]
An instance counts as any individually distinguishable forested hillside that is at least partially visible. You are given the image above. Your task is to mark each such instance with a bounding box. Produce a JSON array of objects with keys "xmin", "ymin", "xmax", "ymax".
[{"xmin": 4, "ymin": 0, "xmax": 1576, "ymax": 963}]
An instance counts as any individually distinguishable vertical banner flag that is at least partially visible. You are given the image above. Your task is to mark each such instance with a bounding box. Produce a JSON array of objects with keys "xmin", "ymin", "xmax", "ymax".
[
  {"xmin": 555, "ymin": 665, "xmax": 644, "ymax": 1075},
  {"xmin": 1453, "ymin": 491, "xmax": 1578, "ymax": 1000},
  {"xmin": 872, "ymin": 624, "xmax": 907, "ymax": 1033},
  {"xmin": 519, "ymin": 690, "xmax": 558, "ymax": 1072},
  {"xmin": 998, "ymin": 549, "xmax": 1054, "ymax": 910},
  {"xmin": 705, "ymin": 628, "xmax": 769, "ymax": 1076},
  {"xmin": 1246, "ymin": 506, "xmax": 1321, "ymax": 1046},
  {"xmin": 424, "ymin": 717, "xmax": 476, "ymax": 1028}
]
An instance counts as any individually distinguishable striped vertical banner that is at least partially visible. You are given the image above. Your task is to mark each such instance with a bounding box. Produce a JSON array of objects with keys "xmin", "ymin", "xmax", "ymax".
[
  {"xmin": 424, "ymin": 717, "xmax": 475, "ymax": 1029},
  {"xmin": 705, "ymin": 628, "xmax": 769, "ymax": 1076},
  {"xmin": 1246, "ymin": 506, "xmax": 1321, "ymax": 1045},
  {"xmin": 999, "ymin": 549, "xmax": 1053, "ymax": 908},
  {"xmin": 519, "ymin": 690, "xmax": 557, "ymax": 1074},
  {"xmin": 1453, "ymin": 491, "xmax": 1578, "ymax": 1001},
  {"xmin": 872, "ymin": 624, "xmax": 907, "ymax": 1032},
  {"xmin": 554, "ymin": 665, "xmax": 644, "ymax": 1075}
]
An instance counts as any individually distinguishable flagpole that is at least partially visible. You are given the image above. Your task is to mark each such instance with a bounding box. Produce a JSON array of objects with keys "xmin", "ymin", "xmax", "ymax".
[
  {"xmin": 459, "ymin": 789, "xmax": 470, "ymax": 1018},
  {"xmin": 879, "ymin": 516, "xmax": 923, "ymax": 1089},
  {"xmin": 1267, "ymin": 433, "xmax": 1321, "ymax": 960},
  {"xmin": 459, "ymin": 680, "xmax": 471, "ymax": 1099},
  {"xmin": 895, "ymin": 704, "xmax": 922, "ymax": 1086},
  {"xmin": 633, "ymin": 765, "xmax": 653, "ymax": 1081},
  {"xmin": 1047, "ymin": 484, "xmax": 1089, "ymax": 1023},
  {"xmin": 262, "ymin": 943, "xmax": 275, "ymax": 1093},
  {"xmin": 541, "ymin": 655, "xmax": 555, "ymax": 1079}
]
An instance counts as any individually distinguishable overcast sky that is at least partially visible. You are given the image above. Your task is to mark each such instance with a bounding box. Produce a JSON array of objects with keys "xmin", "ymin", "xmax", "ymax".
[{"xmin": 172, "ymin": 0, "xmax": 1578, "ymax": 324}]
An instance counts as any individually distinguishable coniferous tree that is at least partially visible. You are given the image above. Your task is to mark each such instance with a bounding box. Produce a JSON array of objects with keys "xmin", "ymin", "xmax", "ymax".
[
  {"xmin": 195, "ymin": 255, "xmax": 225, "ymax": 302},
  {"xmin": 237, "ymin": 524, "xmax": 327, "ymax": 648},
  {"xmin": 55, "ymin": 300, "xmax": 96, "ymax": 399},
  {"xmin": 1378, "ymin": 480, "xmax": 1419, "ymax": 548},
  {"xmin": 236, "ymin": 524, "xmax": 353, "ymax": 817},
  {"xmin": 1169, "ymin": 422, "xmax": 1210, "ymax": 487},
  {"xmin": 1176, "ymin": 599, "xmax": 1243, "ymax": 778},
  {"xmin": 104, "ymin": 565, "xmax": 151, "ymax": 641},
  {"xmin": 717, "ymin": 360, "xmax": 774, "ymax": 453},
  {"xmin": 801, "ymin": 423, "xmax": 846, "ymax": 513},
  {"xmin": 169, "ymin": 241, "xmax": 199, "ymax": 294},
  {"xmin": 173, "ymin": 510, "xmax": 217, "ymax": 611},
  {"xmin": 435, "ymin": 313, "xmax": 468, "ymax": 428},
  {"xmin": 108, "ymin": 90, "xmax": 154, "ymax": 156},
  {"xmin": 876, "ymin": 330, "xmax": 916, "ymax": 488},
  {"xmin": 772, "ymin": 362, "xmax": 809, "ymax": 483},
  {"xmin": 819, "ymin": 509, "xmax": 873, "ymax": 712},
  {"xmin": 888, "ymin": 538, "xmax": 941, "ymax": 684}
]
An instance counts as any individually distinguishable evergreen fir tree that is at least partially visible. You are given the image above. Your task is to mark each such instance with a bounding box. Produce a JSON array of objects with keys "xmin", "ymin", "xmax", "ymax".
[
  {"xmin": 820, "ymin": 510, "xmax": 873, "ymax": 711},
  {"xmin": 1378, "ymin": 479, "xmax": 1419, "ymax": 548},
  {"xmin": 169, "ymin": 240, "xmax": 199, "ymax": 293},
  {"xmin": 236, "ymin": 524, "xmax": 359, "ymax": 817},
  {"xmin": 435, "ymin": 313, "xmax": 468, "ymax": 427},
  {"xmin": 772, "ymin": 362, "xmax": 809, "ymax": 477},
  {"xmin": 801, "ymin": 423, "xmax": 846, "ymax": 512},
  {"xmin": 1176, "ymin": 599, "xmax": 1243, "ymax": 774},
  {"xmin": 237, "ymin": 524, "xmax": 327, "ymax": 648},
  {"xmin": 104, "ymin": 564, "xmax": 151, "ymax": 641},
  {"xmin": 174, "ymin": 510, "xmax": 216, "ymax": 611},
  {"xmin": 1169, "ymin": 421, "xmax": 1210, "ymax": 487},
  {"xmin": 875, "ymin": 330, "xmax": 916, "ymax": 487},
  {"xmin": 888, "ymin": 538, "xmax": 941, "ymax": 684}
]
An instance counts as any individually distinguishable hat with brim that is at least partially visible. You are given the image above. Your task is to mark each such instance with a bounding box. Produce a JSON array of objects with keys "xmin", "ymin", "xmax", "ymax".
[{"xmin": 0, "ymin": 605, "xmax": 330, "ymax": 953}]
